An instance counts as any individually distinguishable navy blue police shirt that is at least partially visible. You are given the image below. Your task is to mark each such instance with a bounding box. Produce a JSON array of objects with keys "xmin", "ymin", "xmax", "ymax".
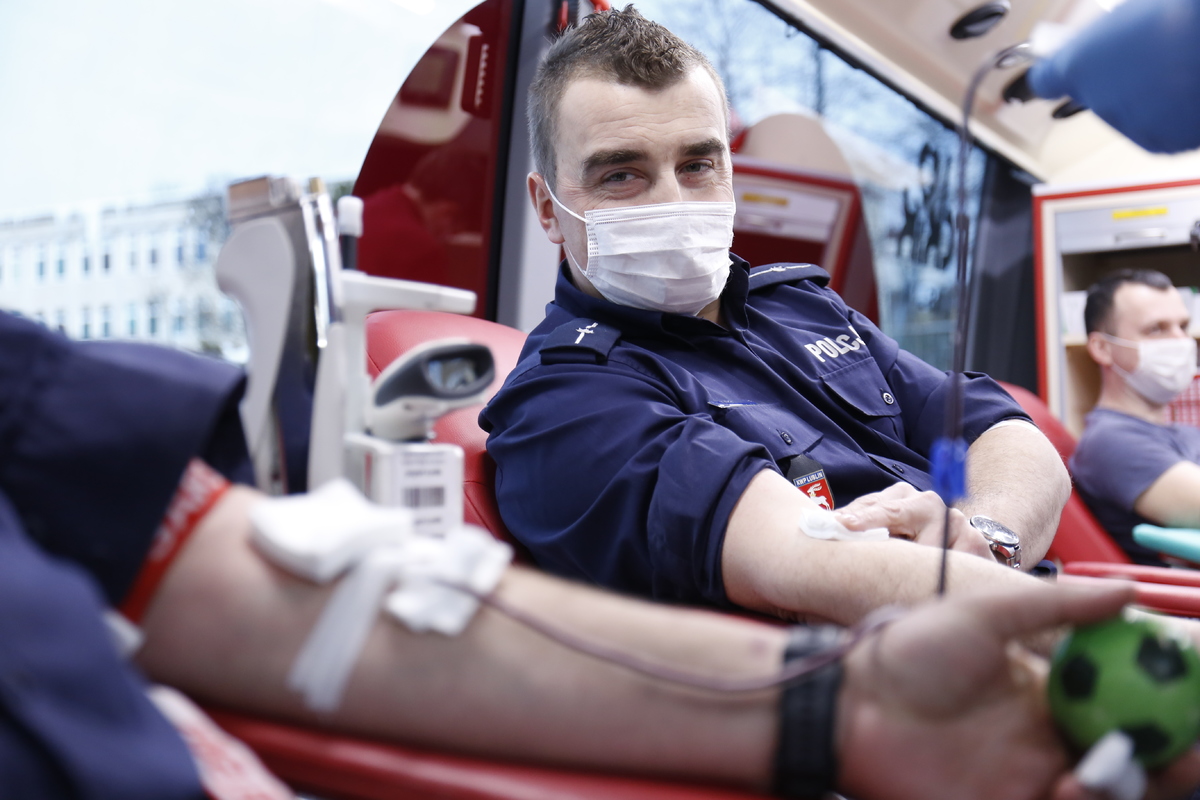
[
  {"xmin": 480, "ymin": 258, "xmax": 1029, "ymax": 607},
  {"xmin": 0, "ymin": 310, "xmax": 253, "ymax": 798}
]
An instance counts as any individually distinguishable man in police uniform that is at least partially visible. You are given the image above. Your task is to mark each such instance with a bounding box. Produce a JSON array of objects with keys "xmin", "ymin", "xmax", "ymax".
[{"xmin": 481, "ymin": 6, "xmax": 1070, "ymax": 623}]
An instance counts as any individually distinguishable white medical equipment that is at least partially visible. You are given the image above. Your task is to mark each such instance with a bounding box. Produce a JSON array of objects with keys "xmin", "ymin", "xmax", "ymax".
[
  {"xmin": 215, "ymin": 176, "xmax": 478, "ymax": 526},
  {"xmin": 217, "ymin": 175, "xmax": 510, "ymax": 711},
  {"xmin": 347, "ymin": 338, "xmax": 494, "ymax": 535}
]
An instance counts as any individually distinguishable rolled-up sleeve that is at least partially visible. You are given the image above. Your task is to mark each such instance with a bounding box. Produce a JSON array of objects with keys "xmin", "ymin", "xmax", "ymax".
[{"xmin": 483, "ymin": 358, "xmax": 773, "ymax": 606}]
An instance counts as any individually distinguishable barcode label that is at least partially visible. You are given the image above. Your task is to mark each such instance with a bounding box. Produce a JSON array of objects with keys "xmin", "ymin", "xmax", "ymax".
[{"xmin": 401, "ymin": 486, "xmax": 446, "ymax": 508}]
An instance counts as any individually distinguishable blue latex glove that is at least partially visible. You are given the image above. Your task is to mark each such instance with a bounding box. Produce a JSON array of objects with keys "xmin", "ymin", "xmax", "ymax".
[{"xmin": 1028, "ymin": 0, "xmax": 1200, "ymax": 154}]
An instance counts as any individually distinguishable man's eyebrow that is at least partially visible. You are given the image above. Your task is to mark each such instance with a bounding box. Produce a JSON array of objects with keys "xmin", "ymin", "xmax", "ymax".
[
  {"xmin": 582, "ymin": 148, "xmax": 647, "ymax": 176},
  {"xmin": 681, "ymin": 137, "xmax": 726, "ymax": 158},
  {"xmin": 579, "ymin": 139, "xmax": 727, "ymax": 178}
]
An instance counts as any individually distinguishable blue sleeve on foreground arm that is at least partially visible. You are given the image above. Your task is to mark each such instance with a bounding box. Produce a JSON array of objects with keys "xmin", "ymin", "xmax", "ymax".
[
  {"xmin": 0, "ymin": 491, "xmax": 204, "ymax": 799},
  {"xmin": 1028, "ymin": 0, "xmax": 1200, "ymax": 154},
  {"xmin": 0, "ymin": 312, "xmax": 251, "ymax": 606}
]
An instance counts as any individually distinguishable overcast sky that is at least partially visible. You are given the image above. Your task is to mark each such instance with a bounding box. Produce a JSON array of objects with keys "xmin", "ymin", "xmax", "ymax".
[{"xmin": 0, "ymin": 0, "xmax": 471, "ymax": 219}]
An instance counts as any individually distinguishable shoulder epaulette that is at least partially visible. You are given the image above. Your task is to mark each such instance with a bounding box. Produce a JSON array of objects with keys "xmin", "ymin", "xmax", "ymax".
[
  {"xmin": 539, "ymin": 318, "xmax": 621, "ymax": 365},
  {"xmin": 748, "ymin": 263, "xmax": 830, "ymax": 291}
]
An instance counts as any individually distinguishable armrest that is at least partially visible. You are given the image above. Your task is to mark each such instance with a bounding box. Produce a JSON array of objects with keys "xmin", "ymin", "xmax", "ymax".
[
  {"xmin": 205, "ymin": 708, "xmax": 768, "ymax": 800},
  {"xmin": 1063, "ymin": 562, "xmax": 1200, "ymax": 588},
  {"xmin": 1061, "ymin": 573, "xmax": 1200, "ymax": 617},
  {"xmin": 1134, "ymin": 524, "xmax": 1200, "ymax": 564}
]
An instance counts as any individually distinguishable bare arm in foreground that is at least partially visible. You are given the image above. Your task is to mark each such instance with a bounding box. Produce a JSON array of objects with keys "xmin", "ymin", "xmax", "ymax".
[
  {"xmin": 140, "ymin": 485, "xmax": 785, "ymax": 786},
  {"xmin": 134, "ymin": 485, "xmax": 1200, "ymax": 798},
  {"xmin": 838, "ymin": 580, "xmax": 1200, "ymax": 800}
]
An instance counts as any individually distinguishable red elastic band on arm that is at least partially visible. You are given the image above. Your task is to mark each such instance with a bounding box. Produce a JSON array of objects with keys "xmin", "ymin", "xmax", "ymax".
[{"xmin": 120, "ymin": 459, "xmax": 231, "ymax": 624}]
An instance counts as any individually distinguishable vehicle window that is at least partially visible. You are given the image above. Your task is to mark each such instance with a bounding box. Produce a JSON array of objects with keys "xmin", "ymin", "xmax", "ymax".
[
  {"xmin": 353, "ymin": 0, "xmax": 514, "ymax": 318},
  {"xmin": 637, "ymin": 0, "xmax": 990, "ymax": 369}
]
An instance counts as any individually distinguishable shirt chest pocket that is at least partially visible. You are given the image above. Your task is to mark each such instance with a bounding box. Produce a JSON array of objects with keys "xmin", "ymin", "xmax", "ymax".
[
  {"xmin": 819, "ymin": 358, "xmax": 903, "ymax": 440},
  {"xmin": 706, "ymin": 401, "xmax": 820, "ymax": 466}
]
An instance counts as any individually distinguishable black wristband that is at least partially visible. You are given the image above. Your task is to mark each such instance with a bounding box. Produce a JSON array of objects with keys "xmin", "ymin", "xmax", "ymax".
[{"xmin": 772, "ymin": 625, "xmax": 844, "ymax": 799}]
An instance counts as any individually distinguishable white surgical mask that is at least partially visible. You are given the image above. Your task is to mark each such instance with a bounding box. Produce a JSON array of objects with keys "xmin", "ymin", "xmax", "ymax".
[
  {"xmin": 545, "ymin": 183, "xmax": 735, "ymax": 316},
  {"xmin": 1101, "ymin": 333, "xmax": 1198, "ymax": 405}
]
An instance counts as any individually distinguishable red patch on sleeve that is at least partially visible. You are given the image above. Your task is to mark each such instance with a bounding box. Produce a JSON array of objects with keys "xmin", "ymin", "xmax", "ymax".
[{"xmin": 120, "ymin": 459, "xmax": 230, "ymax": 623}]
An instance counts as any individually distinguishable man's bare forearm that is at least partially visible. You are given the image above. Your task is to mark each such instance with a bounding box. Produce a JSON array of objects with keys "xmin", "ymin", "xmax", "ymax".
[
  {"xmin": 722, "ymin": 470, "xmax": 1047, "ymax": 627},
  {"xmin": 958, "ymin": 423, "xmax": 1069, "ymax": 566},
  {"xmin": 137, "ymin": 486, "xmax": 786, "ymax": 788},
  {"xmin": 1134, "ymin": 460, "xmax": 1200, "ymax": 528}
]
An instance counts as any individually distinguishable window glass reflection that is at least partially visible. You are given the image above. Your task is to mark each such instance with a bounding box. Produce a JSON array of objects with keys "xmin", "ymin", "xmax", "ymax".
[{"xmin": 353, "ymin": 0, "xmax": 513, "ymax": 317}]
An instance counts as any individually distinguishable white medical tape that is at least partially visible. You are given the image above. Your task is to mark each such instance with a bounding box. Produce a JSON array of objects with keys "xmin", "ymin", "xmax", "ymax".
[
  {"xmin": 103, "ymin": 609, "xmax": 145, "ymax": 658},
  {"xmin": 249, "ymin": 479, "xmax": 412, "ymax": 583},
  {"xmin": 1074, "ymin": 731, "xmax": 1146, "ymax": 800},
  {"xmin": 250, "ymin": 479, "xmax": 512, "ymax": 712},
  {"xmin": 798, "ymin": 508, "xmax": 889, "ymax": 542},
  {"xmin": 384, "ymin": 524, "xmax": 513, "ymax": 636},
  {"xmin": 288, "ymin": 548, "xmax": 411, "ymax": 713}
]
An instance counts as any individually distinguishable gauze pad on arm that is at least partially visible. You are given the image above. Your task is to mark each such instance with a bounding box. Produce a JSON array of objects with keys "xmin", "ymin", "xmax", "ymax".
[
  {"xmin": 249, "ymin": 479, "xmax": 512, "ymax": 712},
  {"xmin": 249, "ymin": 479, "xmax": 411, "ymax": 582},
  {"xmin": 383, "ymin": 524, "xmax": 512, "ymax": 635},
  {"xmin": 799, "ymin": 508, "xmax": 889, "ymax": 542}
]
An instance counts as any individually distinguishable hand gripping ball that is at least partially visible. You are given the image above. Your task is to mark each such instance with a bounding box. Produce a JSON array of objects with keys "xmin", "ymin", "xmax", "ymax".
[{"xmin": 1049, "ymin": 613, "xmax": 1200, "ymax": 768}]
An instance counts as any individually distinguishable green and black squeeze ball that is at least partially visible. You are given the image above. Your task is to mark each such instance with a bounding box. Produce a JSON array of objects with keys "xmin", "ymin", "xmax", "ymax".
[{"xmin": 1049, "ymin": 613, "xmax": 1200, "ymax": 768}]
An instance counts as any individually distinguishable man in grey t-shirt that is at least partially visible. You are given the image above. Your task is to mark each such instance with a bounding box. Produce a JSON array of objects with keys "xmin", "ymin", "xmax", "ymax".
[{"xmin": 1071, "ymin": 268, "xmax": 1200, "ymax": 563}]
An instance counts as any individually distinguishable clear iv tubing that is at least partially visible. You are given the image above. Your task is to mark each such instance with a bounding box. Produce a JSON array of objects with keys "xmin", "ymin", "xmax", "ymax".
[
  {"xmin": 448, "ymin": 580, "xmax": 904, "ymax": 693},
  {"xmin": 937, "ymin": 42, "xmax": 1035, "ymax": 595}
]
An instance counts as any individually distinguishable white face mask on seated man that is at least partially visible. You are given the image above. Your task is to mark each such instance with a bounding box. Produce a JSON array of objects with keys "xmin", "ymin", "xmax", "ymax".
[
  {"xmin": 546, "ymin": 181, "xmax": 736, "ymax": 316},
  {"xmin": 1099, "ymin": 333, "xmax": 1198, "ymax": 405}
]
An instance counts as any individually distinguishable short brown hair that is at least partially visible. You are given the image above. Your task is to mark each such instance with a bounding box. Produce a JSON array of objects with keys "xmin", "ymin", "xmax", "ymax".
[
  {"xmin": 527, "ymin": 5, "xmax": 727, "ymax": 190},
  {"xmin": 1084, "ymin": 268, "xmax": 1176, "ymax": 334}
]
